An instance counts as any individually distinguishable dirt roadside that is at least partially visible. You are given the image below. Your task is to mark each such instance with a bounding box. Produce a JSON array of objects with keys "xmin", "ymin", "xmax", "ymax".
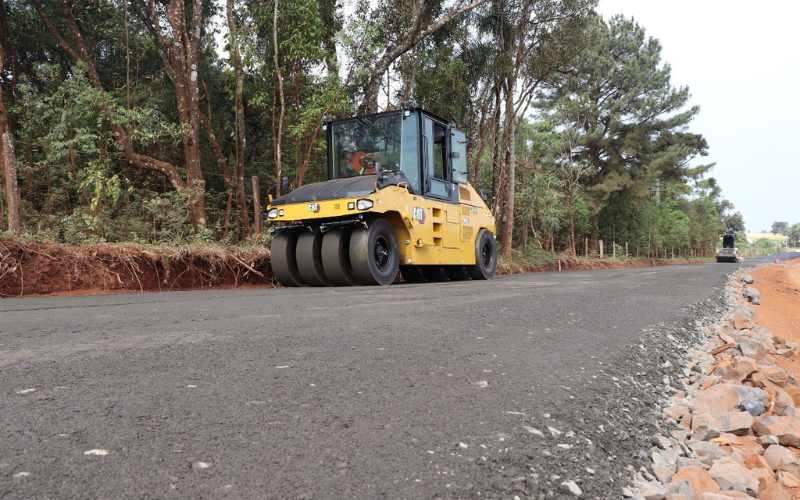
[
  {"xmin": 0, "ymin": 238, "xmax": 708, "ymax": 298},
  {"xmin": 750, "ymin": 259, "xmax": 800, "ymax": 389}
]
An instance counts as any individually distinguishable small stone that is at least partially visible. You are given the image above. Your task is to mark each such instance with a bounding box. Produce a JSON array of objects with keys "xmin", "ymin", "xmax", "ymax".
[
  {"xmin": 707, "ymin": 458, "xmax": 759, "ymax": 495},
  {"xmin": 744, "ymin": 453, "xmax": 772, "ymax": 471},
  {"xmin": 472, "ymin": 381, "xmax": 489, "ymax": 388},
  {"xmin": 734, "ymin": 312, "xmax": 755, "ymax": 330},
  {"xmin": 738, "ymin": 339, "xmax": 767, "ymax": 361},
  {"xmin": 758, "ymin": 484, "xmax": 791, "ymax": 500},
  {"xmin": 750, "ymin": 467, "xmax": 777, "ymax": 492},
  {"xmin": 638, "ymin": 481, "xmax": 668, "ymax": 500},
  {"xmin": 743, "ymin": 286, "xmax": 761, "ymax": 304},
  {"xmin": 192, "ymin": 461, "xmax": 212, "ymax": 469},
  {"xmin": 652, "ymin": 464, "xmax": 676, "ymax": 483},
  {"xmin": 652, "ymin": 435, "xmax": 672, "ymax": 449},
  {"xmin": 686, "ymin": 440, "xmax": 723, "ymax": 466},
  {"xmin": 714, "ymin": 410, "xmax": 754, "ymax": 436},
  {"xmin": 12, "ymin": 472, "xmax": 31, "ymax": 480},
  {"xmin": 559, "ymin": 480, "xmax": 582, "ymax": 496},
  {"xmin": 665, "ymin": 479, "xmax": 693, "ymax": 499},
  {"xmin": 753, "ymin": 416, "xmax": 800, "ymax": 447},
  {"xmin": 777, "ymin": 470, "xmax": 800, "ymax": 488},
  {"xmin": 689, "ymin": 413, "xmax": 721, "ymax": 442},
  {"xmin": 671, "ymin": 466, "xmax": 720, "ymax": 497},
  {"xmin": 764, "ymin": 444, "xmax": 795, "ymax": 471},
  {"xmin": 675, "ymin": 457, "xmax": 704, "ymax": 470},
  {"xmin": 757, "ymin": 435, "xmax": 781, "ymax": 447},
  {"xmin": 741, "ymin": 274, "xmax": 754, "ymax": 284}
]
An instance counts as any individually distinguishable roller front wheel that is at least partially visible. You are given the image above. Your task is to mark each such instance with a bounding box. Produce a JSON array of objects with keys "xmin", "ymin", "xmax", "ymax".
[
  {"xmin": 349, "ymin": 219, "xmax": 399, "ymax": 286},
  {"xmin": 296, "ymin": 230, "xmax": 334, "ymax": 287},
  {"xmin": 270, "ymin": 232, "xmax": 306, "ymax": 287},
  {"xmin": 321, "ymin": 229, "xmax": 360, "ymax": 286}
]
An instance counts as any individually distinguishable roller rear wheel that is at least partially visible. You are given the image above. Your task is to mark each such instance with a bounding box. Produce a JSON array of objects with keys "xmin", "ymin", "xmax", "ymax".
[
  {"xmin": 349, "ymin": 219, "xmax": 399, "ymax": 286},
  {"xmin": 271, "ymin": 232, "xmax": 306, "ymax": 287},
  {"xmin": 467, "ymin": 229, "xmax": 497, "ymax": 280},
  {"xmin": 296, "ymin": 230, "xmax": 334, "ymax": 287},
  {"xmin": 321, "ymin": 229, "xmax": 360, "ymax": 286}
]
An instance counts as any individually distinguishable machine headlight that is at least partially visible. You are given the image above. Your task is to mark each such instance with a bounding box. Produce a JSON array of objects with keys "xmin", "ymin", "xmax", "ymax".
[
  {"xmin": 267, "ymin": 208, "xmax": 278, "ymax": 219},
  {"xmin": 356, "ymin": 199, "xmax": 373, "ymax": 210}
]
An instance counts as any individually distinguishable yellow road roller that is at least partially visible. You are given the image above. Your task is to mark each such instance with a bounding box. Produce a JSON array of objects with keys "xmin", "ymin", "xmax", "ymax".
[{"xmin": 266, "ymin": 108, "xmax": 497, "ymax": 286}]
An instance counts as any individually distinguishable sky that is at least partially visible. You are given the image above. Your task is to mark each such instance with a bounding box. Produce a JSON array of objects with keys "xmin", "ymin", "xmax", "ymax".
[{"xmin": 595, "ymin": 0, "xmax": 800, "ymax": 233}]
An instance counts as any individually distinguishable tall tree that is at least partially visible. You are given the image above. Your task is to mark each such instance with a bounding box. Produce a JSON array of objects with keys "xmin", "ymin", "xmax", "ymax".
[
  {"xmin": 542, "ymin": 14, "xmax": 703, "ymax": 249},
  {"xmin": 226, "ymin": 0, "xmax": 251, "ymax": 236},
  {"xmin": 487, "ymin": 0, "xmax": 595, "ymax": 260},
  {"xmin": 0, "ymin": 0, "xmax": 20, "ymax": 234}
]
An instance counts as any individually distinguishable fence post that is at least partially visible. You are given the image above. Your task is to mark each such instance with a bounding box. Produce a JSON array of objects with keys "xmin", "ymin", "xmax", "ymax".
[
  {"xmin": 252, "ymin": 176, "xmax": 262, "ymax": 237},
  {"xmin": 585, "ymin": 238, "xmax": 588, "ymax": 257},
  {"xmin": 600, "ymin": 239, "xmax": 604, "ymax": 259}
]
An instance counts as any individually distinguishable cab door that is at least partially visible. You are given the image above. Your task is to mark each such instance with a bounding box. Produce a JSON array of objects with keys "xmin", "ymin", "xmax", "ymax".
[{"xmin": 422, "ymin": 116, "xmax": 460, "ymax": 251}]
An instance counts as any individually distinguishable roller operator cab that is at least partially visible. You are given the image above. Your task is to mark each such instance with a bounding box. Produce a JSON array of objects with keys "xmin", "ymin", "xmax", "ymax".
[{"xmin": 266, "ymin": 108, "xmax": 497, "ymax": 286}]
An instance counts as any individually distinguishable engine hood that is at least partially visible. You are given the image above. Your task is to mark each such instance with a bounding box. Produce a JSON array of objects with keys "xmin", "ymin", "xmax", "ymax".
[{"xmin": 269, "ymin": 176, "xmax": 377, "ymax": 206}]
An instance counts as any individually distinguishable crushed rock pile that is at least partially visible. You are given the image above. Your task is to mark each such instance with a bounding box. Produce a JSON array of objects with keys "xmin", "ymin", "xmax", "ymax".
[{"xmin": 627, "ymin": 269, "xmax": 800, "ymax": 500}]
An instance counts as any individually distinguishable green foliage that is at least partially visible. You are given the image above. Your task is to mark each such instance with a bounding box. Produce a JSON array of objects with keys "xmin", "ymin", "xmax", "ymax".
[
  {"xmin": 1, "ymin": 0, "xmax": 738, "ymax": 257},
  {"xmin": 771, "ymin": 221, "xmax": 789, "ymax": 234}
]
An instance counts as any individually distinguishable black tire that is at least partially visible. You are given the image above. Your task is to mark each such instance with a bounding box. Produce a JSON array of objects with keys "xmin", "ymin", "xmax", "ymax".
[
  {"xmin": 349, "ymin": 219, "xmax": 399, "ymax": 286},
  {"xmin": 321, "ymin": 229, "xmax": 360, "ymax": 286},
  {"xmin": 399, "ymin": 265, "xmax": 427, "ymax": 283},
  {"xmin": 421, "ymin": 266, "xmax": 449, "ymax": 282},
  {"xmin": 444, "ymin": 265, "xmax": 471, "ymax": 281},
  {"xmin": 270, "ymin": 232, "xmax": 306, "ymax": 287},
  {"xmin": 296, "ymin": 230, "xmax": 334, "ymax": 287},
  {"xmin": 467, "ymin": 229, "xmax": 497, "ymax": 280}
]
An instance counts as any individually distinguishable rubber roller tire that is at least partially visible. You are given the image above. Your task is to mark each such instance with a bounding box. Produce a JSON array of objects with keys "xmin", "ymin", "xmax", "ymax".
[
  {"xmin": 349, "ymin": 219, "xmax": 399, "ymax": 286},
  {"xmin": 321, "ymin": 229, "xmax": 360, "ymax": 286},
  {"xmin": 270, "ymin": 232, "xmax": 306, "ymax": 287},
  {"xmin": 296, "ymin": 230, "xmax": 334, "ymax": 287},
  {"xmin": 467, "ymin": 229, "xmax": 497, "ymax": 280}
]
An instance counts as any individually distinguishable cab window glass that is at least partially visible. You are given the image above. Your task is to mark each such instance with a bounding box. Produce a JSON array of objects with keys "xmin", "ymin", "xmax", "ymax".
[
  {"xmin": 452, "ymin": 130, "xmax": 468, "ymax": 184},
  {"xmin": 400, "ymin": 113, "xmax": 420, "ymax": 194}
]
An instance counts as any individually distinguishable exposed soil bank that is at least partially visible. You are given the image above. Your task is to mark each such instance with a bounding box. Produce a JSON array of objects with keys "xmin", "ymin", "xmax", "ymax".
[
  {"xmin": 0, "ymin": 240, "xmax": 273, "ymax": 298},
  {"xmin": 0, "ymin": 238, "xmax": 711, "ymax": 298}
]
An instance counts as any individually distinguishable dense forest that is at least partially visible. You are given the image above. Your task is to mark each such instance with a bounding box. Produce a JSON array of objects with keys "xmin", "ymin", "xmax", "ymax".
[{"xmin": 0, "ymin": 0, "xmax": 744, "ymax": 260}]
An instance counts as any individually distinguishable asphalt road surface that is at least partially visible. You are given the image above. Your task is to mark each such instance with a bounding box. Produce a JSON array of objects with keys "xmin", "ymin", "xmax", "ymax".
[{"xmin": 1, "ymin": 263, "xmax": 736, "ymax": 499}]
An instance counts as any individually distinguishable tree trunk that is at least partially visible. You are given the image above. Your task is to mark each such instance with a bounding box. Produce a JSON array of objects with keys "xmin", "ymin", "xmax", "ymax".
[
  {"xmin": 273, "ymin": 0, "xmax": 286, "ymax": 196},
  {"xmin": 1, "ymin": 132, "xmax": 20, "ymax": 235},
  {"xmin": 227, "ymin": 0, "xmax": 250, "ymax": 237},
  {"xmin": 0, "ymin": 14, "xmax": 20, "ymax": 235},
  {"xmin": 500, "ymin": 88, "xmax": 516, "ymax": 261}
]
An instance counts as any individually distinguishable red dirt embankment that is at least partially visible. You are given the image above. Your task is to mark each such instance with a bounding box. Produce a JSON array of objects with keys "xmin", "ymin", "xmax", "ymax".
[
  {"xmin": 0, "ymin": 240, "xmax": 274, "ymax": 298},
  {"xmin": 0, "ymin": 238, "xmax": 708, "ymax": 298},
  {"xmin": 751, "ymin": 260, "xmax": 800, "ymax": 380}
]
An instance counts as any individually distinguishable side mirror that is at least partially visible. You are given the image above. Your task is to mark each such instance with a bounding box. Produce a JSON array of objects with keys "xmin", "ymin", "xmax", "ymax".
[
  {"xmin": 479, "ymin": 189, "xmax": 489, "ymax": 204},
  {"xmin": 281, "ymin": 176, "xmax": 291, "ymax": 195}
]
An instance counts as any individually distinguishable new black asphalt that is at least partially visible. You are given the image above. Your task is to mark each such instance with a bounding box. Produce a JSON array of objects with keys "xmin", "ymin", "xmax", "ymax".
[{"xmin": 1, "ymin": 263, "xmax": 736, "ymax": 499}]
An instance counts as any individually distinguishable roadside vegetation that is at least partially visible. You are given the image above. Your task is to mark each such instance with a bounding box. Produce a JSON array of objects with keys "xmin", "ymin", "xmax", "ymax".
[{"xmin": 1, "ymin": 0, "xmax": 742, "ymax": 262}]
